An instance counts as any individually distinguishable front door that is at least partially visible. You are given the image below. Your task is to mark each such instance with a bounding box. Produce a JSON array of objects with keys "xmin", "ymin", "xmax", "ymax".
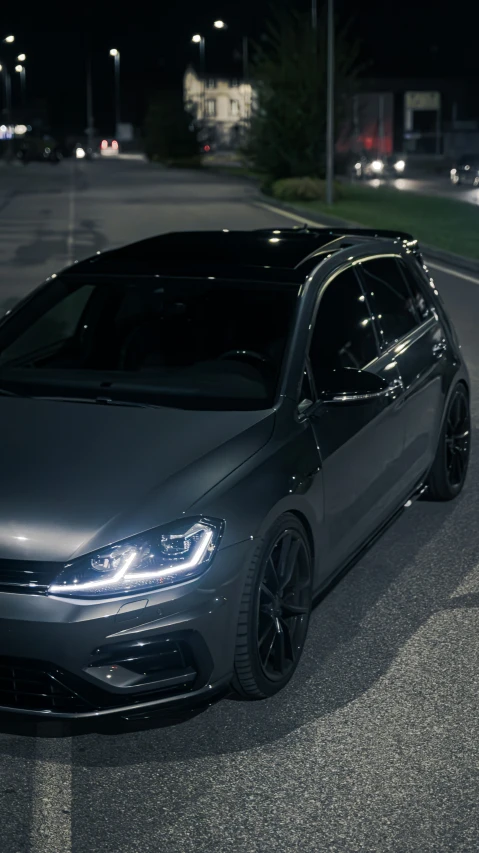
[{"xmin": 306, "ymin": 266, "xmax": 408, "ymax": 578}]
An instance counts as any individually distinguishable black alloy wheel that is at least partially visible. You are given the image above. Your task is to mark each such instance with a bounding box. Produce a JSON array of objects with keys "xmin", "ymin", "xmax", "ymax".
[
  {"xmin": 445, "ymin": 387, "xmax": 470, "ymax": 489},
  {"xmin": 427, "ymin": 384, "xmax": 471, "ymax": 500},
  {"xmin": 233, "ymin": 513, "xmax": 313, "ymax": 699}
]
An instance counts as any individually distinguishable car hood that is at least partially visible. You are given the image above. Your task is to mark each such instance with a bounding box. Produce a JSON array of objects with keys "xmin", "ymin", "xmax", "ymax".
[{"xmin": 0, "ymin": 398, "xmax": 274, "ymax": 563}]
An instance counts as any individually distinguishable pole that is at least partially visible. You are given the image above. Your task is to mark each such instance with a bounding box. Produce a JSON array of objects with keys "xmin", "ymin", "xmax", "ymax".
[
  {"xmin": 114, "ymin": 53, "xmax": 120, "ymax": 138},
  {"xmin": 311, "ymin": 0, "xmax": 317, "ymax": 31},
  {"xmin": 435, "ymin": 97, "xmax": 441, "ymax": 156},
  {"xmin": 20, "ymin": 67, "xmax": 25, "ymax": 107},
  {"xmin": 378, "ymin": 93, "xmax": 384, "ymax": 157},
  {"xmin": 5, "ymin": 69, "xmax": 13, "ymax": 160},
  {"xmin": 200, "ymin": 37, "xmax": 206, "ymax": 125},
  {"xmin": 326, "ymin": 0, "xmax": 334, "ymax": 205},
  {"xmin": 242, "ymin": 35, "xmax": 249, "ymax": 122},
  {"xmin": 86, "ymin": 52, "xmax": 94, "ymax": 151}
]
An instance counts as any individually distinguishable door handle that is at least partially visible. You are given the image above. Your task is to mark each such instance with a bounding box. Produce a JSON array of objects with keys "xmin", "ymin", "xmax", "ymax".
[{"xmin": 432, "ymin": 339, "xmax": 447, "ymax": 358}]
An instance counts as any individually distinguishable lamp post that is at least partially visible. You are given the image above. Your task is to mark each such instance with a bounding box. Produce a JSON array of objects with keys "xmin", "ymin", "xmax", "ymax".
[
  {"xmin": 109, "ymin": 48, "xmax": 120, "ymax": 138},
  {"xmin": 15, "ymin": 64, "xmax": 25, "ymax": 106},
  {"xmin": 212, "ymin": 21, "xmax": 250, "ymax": 121},
  {"xmin": 192, "ymin": 35, "xmax": 205, "ymax": 124},
  {"xmin": 1, "ymin": 35, "xmax": 15, "ymax": 159},
  {"xmin": 325, "ymin": 0, "xmax": 334, "ymax": 205}
]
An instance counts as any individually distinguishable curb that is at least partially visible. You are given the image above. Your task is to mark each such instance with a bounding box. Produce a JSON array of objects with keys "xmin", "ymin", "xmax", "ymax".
[{"xmin": 255, "ymin": 194, "xmax": 479, "ymax": 276}]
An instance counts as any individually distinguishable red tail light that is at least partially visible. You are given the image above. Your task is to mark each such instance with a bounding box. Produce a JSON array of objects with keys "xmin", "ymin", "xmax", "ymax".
[
  {"xmin": 101, "ymin": 140, "xmax": 108, "ymax": 150},
  {"xmin": 112, "ymin": 140, "xmax": 119, "ymax": 150},
  {"xmin": 203, "ymin": 144, "xmax": 211, "ymax": 152}
]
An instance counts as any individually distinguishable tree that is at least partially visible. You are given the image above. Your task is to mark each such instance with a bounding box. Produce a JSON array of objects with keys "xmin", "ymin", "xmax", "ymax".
[
  {"xmin": 144, "ymin": 91, "xmax": 200, "ymax": 165},
  {"xmin": 247, "ymin": 7, "xmax": 360, "ymax": 179}
]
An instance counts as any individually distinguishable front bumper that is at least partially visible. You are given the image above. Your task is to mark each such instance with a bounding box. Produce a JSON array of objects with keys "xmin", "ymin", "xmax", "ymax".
[{"xmin": 0, "ymin": 539, "xmax": 254, "ymax": 718}]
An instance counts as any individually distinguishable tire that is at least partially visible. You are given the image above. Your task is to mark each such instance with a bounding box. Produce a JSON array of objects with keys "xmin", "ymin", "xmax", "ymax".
[
  {"xmin": 427, "ymin": 383, "xmax": 470, "ymax": 501},
  {"xmin": 232, "ymin": 513, "xmax": 313, "ymax": 700}
]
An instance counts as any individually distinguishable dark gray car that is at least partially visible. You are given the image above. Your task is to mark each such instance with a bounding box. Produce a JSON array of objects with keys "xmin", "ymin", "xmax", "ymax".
[
  {"xmin": 0, "ymin": 228, "xmax": 470, "ymax": 719},
  {"xmin": 450, "ymin": 154, "xmax": 479, "ymax": 186}
]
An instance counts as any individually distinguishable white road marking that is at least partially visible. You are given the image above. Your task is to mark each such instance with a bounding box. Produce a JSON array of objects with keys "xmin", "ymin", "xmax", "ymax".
[
  {"xmin": 255, "ymin": 200, "xmax": 331, "ymax": 230},
  {"xmin": 426, "ymin": 260, "xmax": 479, "ymax": 286},
  {"xmin": 67, "ymin": 163, "xmax": 76, "ymax": 265},
  {"xmin": 255, "ymin": 201, "xmax": 479, "ymax": 286},
  {"xmin": 30, "ymin": 737, "xmax": 72, "ymax": 853}
]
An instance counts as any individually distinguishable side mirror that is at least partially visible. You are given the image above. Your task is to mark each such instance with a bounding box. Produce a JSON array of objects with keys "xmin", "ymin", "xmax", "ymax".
[{"xmin": 316, "ymin": 367, "xmax": 402, "ymax": 405}]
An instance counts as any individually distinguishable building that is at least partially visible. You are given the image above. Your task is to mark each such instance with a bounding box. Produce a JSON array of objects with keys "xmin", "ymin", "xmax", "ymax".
[
  {"xmin": 183, "ymin": 66, "xmax": 254, "ymax": 149},
  {"xmin": 337, "ymin": 77, "xmax": 479, "ymax": 161}
]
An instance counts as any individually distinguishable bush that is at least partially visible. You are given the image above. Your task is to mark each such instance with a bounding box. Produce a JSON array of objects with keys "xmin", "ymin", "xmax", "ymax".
[{"xmin": 270, "ymin": 177, "xmax": 343, "ymax": 202}]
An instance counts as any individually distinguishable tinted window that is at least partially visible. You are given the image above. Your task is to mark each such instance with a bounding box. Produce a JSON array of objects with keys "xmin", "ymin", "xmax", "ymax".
[
  {"xmin": 0, "ymin": 278, "xmax": 299, "ymax": 410},
  {"xmin": 309, "ymin": 267, "xmax": 377, "ymax": 376},
  {"xmin": 359, "ymin": 257, "xmax": 418, "ymax": 346},
  {"xmin": 0, "ymin": 286, "xmax": 94, "ymax": 366},
  {"xmin": 399, "ymin": 259, "xmax": 434, "ymax": 323}
]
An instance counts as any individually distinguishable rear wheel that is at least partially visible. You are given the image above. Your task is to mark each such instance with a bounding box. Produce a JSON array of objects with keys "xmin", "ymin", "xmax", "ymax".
[
  {"xmin": 232, "ymin": 513, "xmax": 313, "ymax": 699},
  {"xmin": 427, "ymin": 384, "xmax": 470, "ymax": 500}
]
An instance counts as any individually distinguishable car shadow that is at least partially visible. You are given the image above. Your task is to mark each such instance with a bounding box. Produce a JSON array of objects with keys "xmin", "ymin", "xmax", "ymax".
[{"xmin": 0, "ymin": 431, "xmax": 477, "ymax": 762}]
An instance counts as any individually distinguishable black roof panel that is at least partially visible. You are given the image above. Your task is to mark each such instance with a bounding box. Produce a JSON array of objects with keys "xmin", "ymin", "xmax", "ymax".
[{"xmin": 65, "ymin": 228, "xmax": 416, "ymax": 281}]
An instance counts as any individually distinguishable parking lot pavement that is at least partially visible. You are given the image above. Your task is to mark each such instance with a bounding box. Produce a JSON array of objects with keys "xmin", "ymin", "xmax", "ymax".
[{"xmin": 1, "ymin": 158, "xmax": 479, "ymax": 853}]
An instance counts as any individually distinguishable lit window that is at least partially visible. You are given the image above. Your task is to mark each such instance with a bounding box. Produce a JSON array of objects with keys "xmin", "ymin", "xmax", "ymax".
[
  {"xmin": 206, "ymin": 99, "xmax": 216, "ymax": 117},
  {"xmin": 207, "ymin": 79, "xmax": 215, "ymax": 89},
  {"xmin": 230, "ymin": 100, "xmax": 239, "ymax": 117},
  {"xmin": 231, "ymin": 78, "xmax": 238, "ymax": 88}
]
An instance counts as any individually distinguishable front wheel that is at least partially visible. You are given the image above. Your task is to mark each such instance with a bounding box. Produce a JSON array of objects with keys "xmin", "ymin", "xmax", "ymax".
[
  {"xmin": 232, "ymin": 513, "xmax": 313, "ymax": 700},
  {"xmin": 427, "ymin": 384, "xmax": 470, "ymax": 500}
]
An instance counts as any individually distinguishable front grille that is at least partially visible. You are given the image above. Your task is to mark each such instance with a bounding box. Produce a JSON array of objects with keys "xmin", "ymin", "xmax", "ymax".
[
  {"xmin": 0, "ymin": 658, "xmax": 92, "ymax": 713},
  {"xmin": 0, "ymin": 559, "xmax": 60, "ymax": 593}
]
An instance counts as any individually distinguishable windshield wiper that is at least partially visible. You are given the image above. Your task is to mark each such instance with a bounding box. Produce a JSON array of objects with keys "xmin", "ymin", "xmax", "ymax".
[{"xmin": 33, "ymin": 395, "xmax": 162, "ymax": 409}]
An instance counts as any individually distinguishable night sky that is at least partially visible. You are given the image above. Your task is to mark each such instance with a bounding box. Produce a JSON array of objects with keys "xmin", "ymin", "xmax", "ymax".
[{"xmin": 2, "ymin": 0, "xmax": 477, "ymax": 137}]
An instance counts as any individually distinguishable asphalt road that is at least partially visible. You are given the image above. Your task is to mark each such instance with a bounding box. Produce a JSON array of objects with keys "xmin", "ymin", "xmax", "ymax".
[{"xmin": 2, "ymin": 158, "xmax": 479, "ymax": 853}]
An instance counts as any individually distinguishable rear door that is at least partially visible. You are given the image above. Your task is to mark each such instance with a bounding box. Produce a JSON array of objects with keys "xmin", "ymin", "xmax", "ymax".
[{"xmin": 357, "ymin": 255, "xmax": 446, "ymax": 485}]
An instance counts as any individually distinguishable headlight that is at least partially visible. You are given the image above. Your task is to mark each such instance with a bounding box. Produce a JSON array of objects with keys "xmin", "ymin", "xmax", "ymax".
[
  {"xmin": 48, "ymin": 517, "xmax": 224, "ymax": 599},
  {"xmin": 75, "ymin": 147, "xmax": 86, "ymax": 159},
  {"xmin": 394, "ymin": 159, "xmax": 405, "ymax": 172},
  {"xmin": 450, "ymin": 168, "xmax": 457, "ymax": 175},
  {"xmin": 371, "ymin": 159, "xmax": 384, "ymax": 173}
]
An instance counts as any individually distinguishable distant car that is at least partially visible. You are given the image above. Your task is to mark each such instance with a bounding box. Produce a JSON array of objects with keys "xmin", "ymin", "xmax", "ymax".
[
  {"xmin": 0, "ymin": 227, "xmax": 470, "ymax": 719},
  {"xmin": 100, "ymin": 138, "xmax": 120, "ymax": 157},
  {"xmin": 353, "ymin": 153, "xmax": 407, "ymax": 179},
  {"xmin": 74, "ymin": 144, "xmax": 93, "ymax": 160},
  {"xmin": 450, "ymin": 154, "xmax": 479, "ymax": 187},
  {"xmin": 16, "ymin": 139, "xmax": 62, "ymax": 165}
]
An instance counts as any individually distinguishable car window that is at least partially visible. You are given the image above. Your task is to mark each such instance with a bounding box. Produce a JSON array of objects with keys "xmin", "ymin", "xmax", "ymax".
[
  {"xmin": 0, "ymin": 277, "xmax": 299, "ymax": 410},
  {"xmin": 358, "ymin": 257, "xmax": 419, "ymax": 347},
  {"xmin": 0, "ymin": 286, "xmax": 94, "ymax": 366},
  {"xmin": 309, "ymin": 267, "xmax": 378, "ymax": 378},
  {"xmin": 398, "ymin": 259, "xmax": 434, "ymax": 323}
]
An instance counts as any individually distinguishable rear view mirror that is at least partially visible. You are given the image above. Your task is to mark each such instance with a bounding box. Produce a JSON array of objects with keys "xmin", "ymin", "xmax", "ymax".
[{"xmin": 316, "ymin": 367, "xmax": 401, "ymax": 404}]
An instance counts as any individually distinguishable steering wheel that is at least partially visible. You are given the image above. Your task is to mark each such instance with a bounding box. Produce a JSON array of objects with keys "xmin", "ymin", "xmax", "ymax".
[{"xmin": 218, "ymin": 349, "xmax": 273, "ymax": 368}]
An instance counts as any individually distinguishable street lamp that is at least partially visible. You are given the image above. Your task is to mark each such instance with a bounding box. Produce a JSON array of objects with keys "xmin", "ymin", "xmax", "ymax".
[
  {"xmin": 15, "ymin": 63, "xmax": 26, "ymax": 105},
  {"xmin": 17, "ymin": 53, "xmax": 26, "ymax": 62},
  {"xmin": 109, "ymin": 48, "xmax": 120, "ymax": 139},
  {"xmin": 210, "ymin": 20, "xmax": 250, "ymax": 121},
  {"xmin": 325, "ymin": 0, "xmax": 334, "ymax": 205},
  {"xmin": 192, "ymin": 35, "xmax": 206, "ymax": 123},
  {"xmin": 3, "ymin": 36, "xmax": 14, "ymax": 44}
]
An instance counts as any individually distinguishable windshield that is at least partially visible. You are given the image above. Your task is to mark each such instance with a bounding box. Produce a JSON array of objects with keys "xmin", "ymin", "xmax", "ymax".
[{"xmin": 0, "ymin": 276, "xmax": 299, "ymax": 410}]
